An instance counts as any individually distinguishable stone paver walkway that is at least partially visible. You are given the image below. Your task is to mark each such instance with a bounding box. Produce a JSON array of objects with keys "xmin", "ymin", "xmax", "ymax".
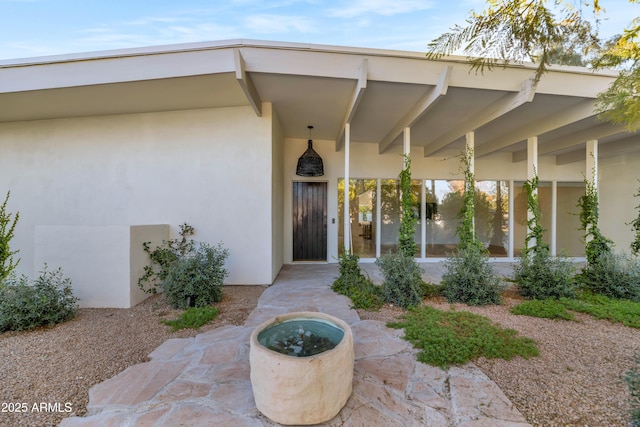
[{"xmin": 60, "ymin": 264, "xmax": 531, "ymax": 427}]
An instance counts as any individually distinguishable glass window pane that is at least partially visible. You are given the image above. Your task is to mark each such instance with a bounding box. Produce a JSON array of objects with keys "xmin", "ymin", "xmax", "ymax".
[
  {"xmin": 426, "ymin": 180, "xmax": 463, "ymax": 256},
  {"xmin": 338, "ymin": 178, "xmax": 377, "ymax": 258},
  {"xmin": 476, "ymin": 181, "xmax": 509, "ymax": 257},
  {"xmin": 380, "ymin": 179, "xmax": 400, "ymax": 254}
]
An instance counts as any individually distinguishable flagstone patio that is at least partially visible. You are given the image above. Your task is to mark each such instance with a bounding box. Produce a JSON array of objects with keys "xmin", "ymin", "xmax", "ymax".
[{"xmin": 59, "ymin": 264, "xmax": 530, "ymax": 426}]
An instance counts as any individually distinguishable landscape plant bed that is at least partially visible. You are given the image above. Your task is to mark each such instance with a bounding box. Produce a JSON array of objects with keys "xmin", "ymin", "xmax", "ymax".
[
  {"xmin": 358, "ymin": 294, "xmax": 640, "ymax": 427},
  {"xmin": 1, "ymin": 287, "xmax": 638, "ymax": 427},
  {"xmin": 0, "ymin": 286, "xmax": 265, "ymax": 427}
]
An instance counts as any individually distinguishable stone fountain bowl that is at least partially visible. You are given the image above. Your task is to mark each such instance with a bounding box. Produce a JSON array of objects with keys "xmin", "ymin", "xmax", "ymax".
[{"xmin": 249, "ymin": 311, "xmax": 354, "ymax": 425}]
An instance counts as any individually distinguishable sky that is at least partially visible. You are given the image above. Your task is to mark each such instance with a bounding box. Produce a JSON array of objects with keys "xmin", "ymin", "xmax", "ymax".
[{"xmin": 0, "ymin": 0, "xmax": 638, "ymax": 61}]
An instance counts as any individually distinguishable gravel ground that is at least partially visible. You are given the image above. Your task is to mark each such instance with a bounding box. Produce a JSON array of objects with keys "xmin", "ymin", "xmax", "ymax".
[
  {"xmin": 0, "ymin": 286, "xmax": 265, "ymax": 427},
  {"xmin": 1, "ymin": 286, "xmax": 639, "ymax": 427},
  {"xmin": 359, "ymin": 294, "xmax": 640, "ymax": 427}
]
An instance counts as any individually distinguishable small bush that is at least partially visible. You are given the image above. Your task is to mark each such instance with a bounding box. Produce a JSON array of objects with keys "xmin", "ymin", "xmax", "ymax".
[
  {"xmin": 162, "ymin": 242, "xmax": 229, "ymax": 309},
  {"xmin": 441, "ymin": 245, "xmax": 502, "ymax": 306},
  {"xmin": 579, "ymin": 252, "xmax": 640, "ymax": 301},
  {"xmin": 0, "ymin": 266, "xmax": 78, "ymax": 332},
  {"xmin": 376, "ymin": 251, "xmax": 424, "ymax": 309},
  {"xmin": 512, "ymin": 249, "xmax": 577, "ymax": 300},
  {"xmin": 511, "ymin": 299, "xmax": 575, "ymax": 320},
  {"xmin": 332, "ymin": 252, "xmax": 382, "ymax": 310},
  {"xmin": 626, "ymin": 354, "xmax": 640, "ymax": 427},
  {"xmin": 161, "ymin": 306, "xmax": 219, "ymax": 331},
  {"xmin": 388, "ymin": 306, "xmax": 538, "ymax": 369},
  {"xmin": 138, "ymin": 223, "xmax": 196, "ymax": 294}
]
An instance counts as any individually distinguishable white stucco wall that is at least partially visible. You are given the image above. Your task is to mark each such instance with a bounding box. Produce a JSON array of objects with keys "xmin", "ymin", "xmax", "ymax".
[
  {"xmin": 271, "ymin": 108, "xmax": 285, "ymax": 281},
  {"xmin": 0, "ymin": 105, "xmax": 275, "ymax": 287},
  {"xmin": 34, "ymin": 224, "xmax": 169, "ymax": 308},
  {"xmin": 600, "ymin": 151, "xmax": 640, "ymax": 252}
]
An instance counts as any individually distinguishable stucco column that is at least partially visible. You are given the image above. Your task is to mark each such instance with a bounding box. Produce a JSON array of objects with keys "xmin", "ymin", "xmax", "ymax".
[
  {"xmin": 466, "ymin": 132, "xmax": 475, "ymax": 174},
  {"xmin": 527, "ymin": 136, "xmax": 538, "ymax": 251},
  {"xmin": 466, "ymin": 132, "xmax": 475, "ymax": 237},
  {"xmin": 586, "ymin": 140, "xmax": 598, "ymax": 191},
  {"xmin": 343, "ymin": 123, "xmax": 351, "ymax": 252},
  {"xmin": 508, "ymin": 180, "xmax": 514, "ymax": 258},
  {"xmin": 551, "ymin": 181, "xmax": 557, "ymax": 256}
]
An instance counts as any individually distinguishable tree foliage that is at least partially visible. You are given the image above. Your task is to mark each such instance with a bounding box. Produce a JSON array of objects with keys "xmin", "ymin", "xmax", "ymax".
[{"xmin": 427, "ymin": 0, "xmax": 640, "ymax": 130}]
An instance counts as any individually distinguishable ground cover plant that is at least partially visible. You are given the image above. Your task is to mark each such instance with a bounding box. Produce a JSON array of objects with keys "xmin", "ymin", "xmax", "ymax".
[
  {"xmin": 511, "ymin": 292, "xmax": 640, "ymax": 329},
  {"xmin": 388, "ymin": 305, "xmax": 538, "ymax": 369},
  {"xmin": 510, "ymin": 299, "xmax": 575, "ymax": 320},
  {"xmin": 332, "ymin": 251, "xmax": 382, "ymax": 310},
  {"xmin": 0, "ymin": 265, "xmax": 78, "ymax": 332},
  {"xmin": 161, "ymin": 306, "xmax": 220, "ymax": 331}
]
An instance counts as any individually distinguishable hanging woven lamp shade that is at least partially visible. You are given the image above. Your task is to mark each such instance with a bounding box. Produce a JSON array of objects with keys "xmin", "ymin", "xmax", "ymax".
[{"xmin": 296, "ymin": 126, "xmax": 324, "ymax": 177}]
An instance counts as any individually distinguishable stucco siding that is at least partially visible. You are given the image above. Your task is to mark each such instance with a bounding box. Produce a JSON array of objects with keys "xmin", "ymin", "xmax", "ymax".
[
  {"xmin": 600, "ymin": 151, "xmax": 640, "ymax": 252},
  {"xmin": 0, "ymin": 105, "xmax": 275, "ymax": 287}
]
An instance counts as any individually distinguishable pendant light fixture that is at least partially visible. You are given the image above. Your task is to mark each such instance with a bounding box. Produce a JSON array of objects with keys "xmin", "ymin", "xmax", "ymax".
[{"xmin": 296, "ymin": 125, "xmax": 324, "ymax": 177}]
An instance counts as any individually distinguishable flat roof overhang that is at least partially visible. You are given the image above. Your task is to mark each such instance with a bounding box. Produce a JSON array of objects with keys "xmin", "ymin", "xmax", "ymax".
[{"xmin": 1, "ymin": 39, "xmax": 637, "ymax": 163}]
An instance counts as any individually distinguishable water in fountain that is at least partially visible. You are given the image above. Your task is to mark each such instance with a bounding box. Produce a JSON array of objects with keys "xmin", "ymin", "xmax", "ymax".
[{"xmin": 258, "ymin": 318, "xmax": 345, "ymax": 357}]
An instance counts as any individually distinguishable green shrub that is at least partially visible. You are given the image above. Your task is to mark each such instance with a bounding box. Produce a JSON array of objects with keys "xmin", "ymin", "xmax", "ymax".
[
  {"xmin": 512, "ymin": 249, "xmax": 577, "ymax": 300},
  {"xmin": 441, "ymin": 245, "xmax": 502, "ymax": 305},
  {"xmin": 161, "ymin": 242, "xmax": 229, "ymax": 309},
  {"xmin": 0, "ymin": 266, "xmax": 78, "ymax": 332},
  {"xmin": 388, "ymin": 306, "xmax": 538, "ymax": 369},
  {"xmin": 626, "ymin": 354, "xmax": 640, "ymax": 427},
  {"xmin": 579, "ymin": 252, "xmax": 640, "ymax": 301},
  {"xmin": 332, "ymin": 252, "xmax": 383, "ymax": 310},
  {"xmin": 161, "ymin": 306, "xmax": 219, "ymax": 331},
  {"xmin": 511, "ymin": 299, "xmax": 575, "ymax": 320},
  {"xmin": 376, "ymin": 251, "xmax": 424, "ymax": 309},
  {"xmin": 138, "ymin": 223, "xmax": 196, "ymax": 294}
]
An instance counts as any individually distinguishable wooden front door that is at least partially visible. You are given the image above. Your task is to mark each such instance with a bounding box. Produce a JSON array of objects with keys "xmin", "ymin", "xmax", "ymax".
[{"xmin": 292, "ymin": 181, "xmax": 327, "ymax": 261}]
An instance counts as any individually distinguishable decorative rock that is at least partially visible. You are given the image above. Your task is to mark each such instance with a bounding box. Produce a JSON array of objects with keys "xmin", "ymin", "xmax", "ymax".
[{"xmin": 249, "ymin": 311, "xmax": 354, "ymax": 425}]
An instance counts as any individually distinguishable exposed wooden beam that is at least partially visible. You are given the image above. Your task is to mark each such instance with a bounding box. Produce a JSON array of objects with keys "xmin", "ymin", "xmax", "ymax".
[
  {"xmin": 423, "ymin": 77, "xmax": 536, "ymax": 157},
  {"xmin": 378, "ymin": 65, "xmax": 451, "ymax": 154},
  {"xmin": 511, "ymin": 122, "xmax": 625, "ymax": 162},
  {"xmin": 234, "ymin": 49, "xmax": 262, "ymax": 117},
  {"xmin": 336, "ymin": 59, "xmax": 368, "ymax": 151},
  {"xmin": 476, "ymin": 99, "xmax": 596, "ymax": 158}
]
